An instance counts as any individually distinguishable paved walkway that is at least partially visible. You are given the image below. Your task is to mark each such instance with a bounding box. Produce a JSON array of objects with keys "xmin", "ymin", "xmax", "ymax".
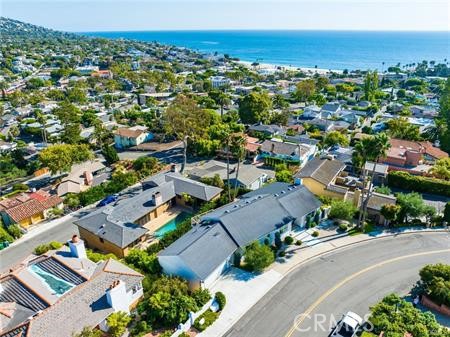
[{"xmin": 199, "ymin": 226, "xmax": 448, "ymax": 337}]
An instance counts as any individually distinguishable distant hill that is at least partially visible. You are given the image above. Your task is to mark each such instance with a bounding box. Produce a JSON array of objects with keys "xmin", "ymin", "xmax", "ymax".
[{"xmin": 0, "ymin": 17, "xmax": 82, "ymax": 40}]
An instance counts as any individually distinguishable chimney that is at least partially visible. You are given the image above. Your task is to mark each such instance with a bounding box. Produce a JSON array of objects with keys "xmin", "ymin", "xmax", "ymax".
[
  {"xmin": 106, "ymin": 280, "xmax": 130, "ymax": 313},
  {"xmin": 68, "ymin": 234, "xmax": 87, "ymax": 259},
  {"xmin": 170, "ymin": 164, "xmax": 177, "ymax": 173},
  {"xmin": 84, "ymin": 171, "xmax": 93, "ymax": 186},
  {"xmin": 271, "ymin": 142, "xmax": 275, "ymax": 153},
  {"xmin": 152, "ymin": 191, "xmax": 163, "ymax": 206}
]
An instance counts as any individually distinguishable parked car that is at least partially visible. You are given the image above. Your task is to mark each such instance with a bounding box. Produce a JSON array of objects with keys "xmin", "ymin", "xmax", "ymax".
[
  {"xmin": 97, "ymin": 194, "xmax": 118, "ymax": 207},
  {"xmin": 329, "ymin": 311, "xmax": 363, "ymax": 337}
]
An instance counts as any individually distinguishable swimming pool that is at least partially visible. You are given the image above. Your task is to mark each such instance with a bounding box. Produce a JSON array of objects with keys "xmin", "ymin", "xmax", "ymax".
[
  {"xmin": 154, "ymin": 212, "xmax": 190, "ymax": 238},
  {"xmin": 29, "ymin": 264, "xmax": 75, "ymax": 296}
]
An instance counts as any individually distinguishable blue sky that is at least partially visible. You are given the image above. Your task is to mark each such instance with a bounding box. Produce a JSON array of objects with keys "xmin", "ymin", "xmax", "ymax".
[{"xmin": 2, "ymin": 0, "xmax": 449, "ymax": 32}]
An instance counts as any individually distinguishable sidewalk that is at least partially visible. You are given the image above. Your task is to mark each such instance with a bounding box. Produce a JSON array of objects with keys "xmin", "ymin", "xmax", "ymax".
[{"xmin": 199, "ymin": 226, "xmax": 448, "ymax": 337}]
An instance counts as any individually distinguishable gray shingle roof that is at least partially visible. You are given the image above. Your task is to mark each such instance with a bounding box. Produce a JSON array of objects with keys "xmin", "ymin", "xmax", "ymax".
[
  {"xmin": 295, "ymin": 158, "xmax": 345, "ymax": 186},
  {"xmin": 159, "ymin": 223, "xmax": 237, "ymax": 280},
  {"xmin": 160, "ymin": 183, "xmax": 321, "ymax": 280},
  {"xmin": 165, "ymin": 172, "xmax": 222, "ymax": 201},
  {"xmin": 260, "ymin": 140, "xmax": 299, "ymax": 157}
]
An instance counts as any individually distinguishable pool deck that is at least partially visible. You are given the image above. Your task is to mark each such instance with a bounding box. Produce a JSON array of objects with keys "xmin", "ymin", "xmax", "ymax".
[{"xmin": 143, "ymin": 206, "xmax": 188, "ymax": 233}]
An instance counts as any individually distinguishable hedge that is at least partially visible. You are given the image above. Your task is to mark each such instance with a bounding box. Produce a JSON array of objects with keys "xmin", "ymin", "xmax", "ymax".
[{"xmin": 387, "ymin": 171, "xmax": 450, "ymax": 197}]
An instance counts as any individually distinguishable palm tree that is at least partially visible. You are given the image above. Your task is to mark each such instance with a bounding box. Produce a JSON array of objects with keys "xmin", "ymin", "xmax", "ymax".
[
  {"xmin": 231, "ymin": 133, "xmax": 247, "ymax": 197},
  {"xmin": 354, "ymin": 133, "xmax": 391, "ymax": 227}
]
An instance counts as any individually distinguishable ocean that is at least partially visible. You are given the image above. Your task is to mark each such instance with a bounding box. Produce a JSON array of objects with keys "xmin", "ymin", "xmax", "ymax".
[{"xmin": 82, "ymin": 30, "xmax": 450, "ymax": 71}]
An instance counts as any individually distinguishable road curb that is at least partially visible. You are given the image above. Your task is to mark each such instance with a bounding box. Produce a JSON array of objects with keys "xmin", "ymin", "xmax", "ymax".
[
  {"xmin": 283, "ymin": 229, "xmax": 448, "ymax": 275},
  {"xmin": 220, "ymin": 230, "xmax": 448, "ymax": 337}
]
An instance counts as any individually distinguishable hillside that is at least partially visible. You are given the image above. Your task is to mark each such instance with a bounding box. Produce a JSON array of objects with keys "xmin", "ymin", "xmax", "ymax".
[{"xmin": 0, "ymin": 17, "xmax": 81, "ymax": 40}]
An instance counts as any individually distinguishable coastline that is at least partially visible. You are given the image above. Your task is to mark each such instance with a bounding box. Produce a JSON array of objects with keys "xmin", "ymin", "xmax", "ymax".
[{"xmin": 237, "ymin": 60, "xmax": 343, "ymax": 75}]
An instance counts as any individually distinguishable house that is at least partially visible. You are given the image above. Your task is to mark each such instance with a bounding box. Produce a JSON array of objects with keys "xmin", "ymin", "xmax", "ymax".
[
  {"xmin": 307, "ymin": 118, "xmax": 333, "ymax": 132},
  {"xmin": 244, "ymin": 135, "xmax": 261, "ymax": 160},
  {"xmin": 187, "ymin": 160, "xmax": 273, "ymax": 190},
  {"xmin": 75, "ymin": 171, "xmax": 222, "ymax": 257},
  {"xmin": 260, "ymin": 139, "xmax": 315, "ymax": 165},
  {"xmin": 301, "ymin": 105, "xmax": 322, "ymax": 119},
  {"xmin": 381, "ymin": 138, "xmax": 448, "ymax": 175},
  {"xmin": 320, "ymin": 102, "xmax": 341, "ymax": 118},
  {"xmin": 0, "ymin": 190, "xmax": 63, "ymax": 229},
  {"xmin": 295, "ymin": 158, "xmax": 396, "ymax": 224},
  {"xmin": 57, "ymin": 159, "xmax": 107, "ymax": 196},
  {"xmin": 0, "ymin": 235, "xmax": 143, "ymax": 337},
  {"xmin": 209, "ymin": 76, "xmax": 230, "ymax": 89},
  {"xmin": 91, "ymin": 70, "xmax": 113, "ymax": 79},
  {"xmin": 248, "ymin": 123, "xmax": 285, "ymax": 138},
  {"xmin": 0, "ymin": 140, "xmax": 16, "ymax": 153},
  {"xmin": 113, "ymin": 125, "xmax": 153, "ymax": 149},
  {"xmin": 364, "ymin": 162, "xmax": 389, "ymax": 185},
  {"xmin": 158, "ymin": 183, "xmax": 322, "ymax": 288}
]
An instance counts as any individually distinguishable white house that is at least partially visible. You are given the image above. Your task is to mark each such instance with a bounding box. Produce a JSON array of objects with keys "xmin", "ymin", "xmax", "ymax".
[{"xmin": 159, "ymin": 183, "xmax": 323, "ymax": 288}]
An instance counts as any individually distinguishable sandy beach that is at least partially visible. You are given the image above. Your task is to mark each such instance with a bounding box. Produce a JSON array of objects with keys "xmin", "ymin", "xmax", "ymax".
[{"xmin": 237, "ymin": 60, "xmax": 343, "ymax": 75}]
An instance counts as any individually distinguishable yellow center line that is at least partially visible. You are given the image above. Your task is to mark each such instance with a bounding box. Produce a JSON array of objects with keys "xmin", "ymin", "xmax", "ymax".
[{"xmin": 284, "ymin": 248, "xmax": 450, "ymax": 337}]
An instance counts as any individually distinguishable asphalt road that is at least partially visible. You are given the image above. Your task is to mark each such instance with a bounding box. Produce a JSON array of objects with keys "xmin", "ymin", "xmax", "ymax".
[{"xmin": 225, "ymin": 232, "xmax": 450, "ymax": 337}]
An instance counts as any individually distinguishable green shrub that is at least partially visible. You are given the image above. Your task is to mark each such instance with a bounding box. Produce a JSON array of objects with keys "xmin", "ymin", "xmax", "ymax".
[
  {"xmin": 6, "ymin": 224, "xmax": 22, "ymax": 239},
  {"xmin": 244, "ymin": 241, "xmax": 275, "ymax": 272},
  {"xmin": 284, "ymin": 235, "xmax": 294, "ymax": 245},
  {"xmin": 193, "ymin": 309, "xmax": 219, "ymax": 332},
  {"xmin": 130, "ymin": 320, "xmax": 152, "ymax": 337},
  {"xmin": 215, "ymin": 292, "xmax": 226, "ymax": 311},
  {"xmin": 419, "ymin": 263, "xmax": 450, "ymax": 307},
  {"xmin": 192, "ymin": 288, "xmax": 212, "ymax": 307},
  {"xmin": 338, "ymin": 223, "xmax": 348, "ymax": 232},
  {"xmin": 278, "ymin": 251, "xmax": 286, "ymax": 257},
  {"xmin": 388, "ymin": 170, "xmax": 450, "ymax": 197},
  {"xmin": 34, "ymin": 241, "xmax": 63, "ymax": 255},
  {"xmin": 86, "ymin": 249, "xmax": 117, "ymax": 263},
  {"xmin": 329, "ymin": 199, "xmax": 357, "ymax": 221},
  {"xmin": 295, "ymin": 240, "xmax": 302, "ymax": 246},
  {"xmin": 312, "ymin": 231, "xmax": 319, "ymax": 237}
]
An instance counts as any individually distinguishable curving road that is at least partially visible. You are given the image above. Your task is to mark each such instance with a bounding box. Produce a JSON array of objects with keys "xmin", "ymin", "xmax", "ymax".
[{"xmin": 225, "ymin": 232, "xmax": 450, "ymax": 337}]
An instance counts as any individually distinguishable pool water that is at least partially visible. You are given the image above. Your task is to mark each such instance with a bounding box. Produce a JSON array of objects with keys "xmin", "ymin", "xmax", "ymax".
[
  {"xmin": 29, "ymin": 264, "xmax": 75, "ymax": 296},
  {"xmin": 154, "ymin": 212, "xmax": 190, "ymax": 238}
]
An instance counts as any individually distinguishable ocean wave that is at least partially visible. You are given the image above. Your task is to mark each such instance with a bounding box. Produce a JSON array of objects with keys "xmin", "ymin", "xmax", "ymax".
[{"xmin": 201, "ymin": 41, "xmax": 219, "ymax": 45}]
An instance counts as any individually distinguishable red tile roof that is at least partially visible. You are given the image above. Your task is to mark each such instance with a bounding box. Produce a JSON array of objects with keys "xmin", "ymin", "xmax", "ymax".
[{"xmin": 0, "ymin": 191, "xmax": 62, "ymax": 224}]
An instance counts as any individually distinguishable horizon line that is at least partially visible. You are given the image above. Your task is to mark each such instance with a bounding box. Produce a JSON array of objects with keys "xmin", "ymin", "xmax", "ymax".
[{"xmin": 77, "ymin": 28, "xmax": 450, "ymax": 33}]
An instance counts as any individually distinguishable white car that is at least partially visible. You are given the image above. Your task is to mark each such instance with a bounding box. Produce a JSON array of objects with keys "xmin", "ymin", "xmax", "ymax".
[{"xmin": 330, "ymin": 311, "xmax": 363, "ymax": 337}]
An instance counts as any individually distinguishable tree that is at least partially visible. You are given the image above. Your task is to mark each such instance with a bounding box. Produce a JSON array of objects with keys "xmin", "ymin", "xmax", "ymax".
[
  {"xmin": 354, "ymin": 133, "xmax": 391, "ymax": 227},
  {"xmin": 53, "ymin": 102, "xmax": 82, "ymax": 144},
  {"xmin": 274, "ymin": 163, "xmax": 293, "ymax": 183},
  {"xmin": 209, "ymin": 90, "xmax": 231, "ymax": 118},
  {"xmin": 444, "ymin": 202, "xmax": 450, "ymax": 224},
  {"xmin": 102, "ymin": 145, "xmax": 119, "ymax": 165},
  {"xmin": 107, "ymin": 311, "xmax": 131, "ymax": 337},
  {"xmin": 72, "ymin": 327, "xmax": 102, "ymax": 337},
  {"xmin": 363, "ymin": 70, "xmax": 378, "ymax": 101},
  {"xmin": 429, "ymin": 157, "xmax": 450, "ymax": 180},
  {"xmin": 238, "ymin": 91, "xmax": 272, "ymax": 124},
  {"xmin": 396, "ymin": 192, "xmax": 426, "ymax": 224},
  {"xmin": 244, "ymin": 241, "xmax": 275, "ymax": 272},
  {"xmin": 387, "ymin": 117, "xmax": 421, "ymax": 141},
  {"xmin": 438, "ymin": 77, "xmax": 450, "ymax": 152},
  {"xmin": 380, "ymin": 204, "xmax": 401, "ymax": 226},
  {"xmin": 329, "ymin": 200, "xmax": 357, "ymax": 221},
  {"xmin": 322, "ymin": 131, "xmax": 349, "ymax": 148},
  {"xmin": 164, "ymin": 94, "xmax": 211, "ymax": 172},
  {"xmin": 230, "ymin": 132, "xmax": 246, "ymax": 196},
  {"xmin": 369, "ymin": 294, "xmax": 448, "ymax": 337},
  {"xmin": 39, "ymin": 144, "xmax": 94, "ymax": 174},
  {"xmin": 294, "ymin": 79, "xmax": 316, "ymax": 102}
]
